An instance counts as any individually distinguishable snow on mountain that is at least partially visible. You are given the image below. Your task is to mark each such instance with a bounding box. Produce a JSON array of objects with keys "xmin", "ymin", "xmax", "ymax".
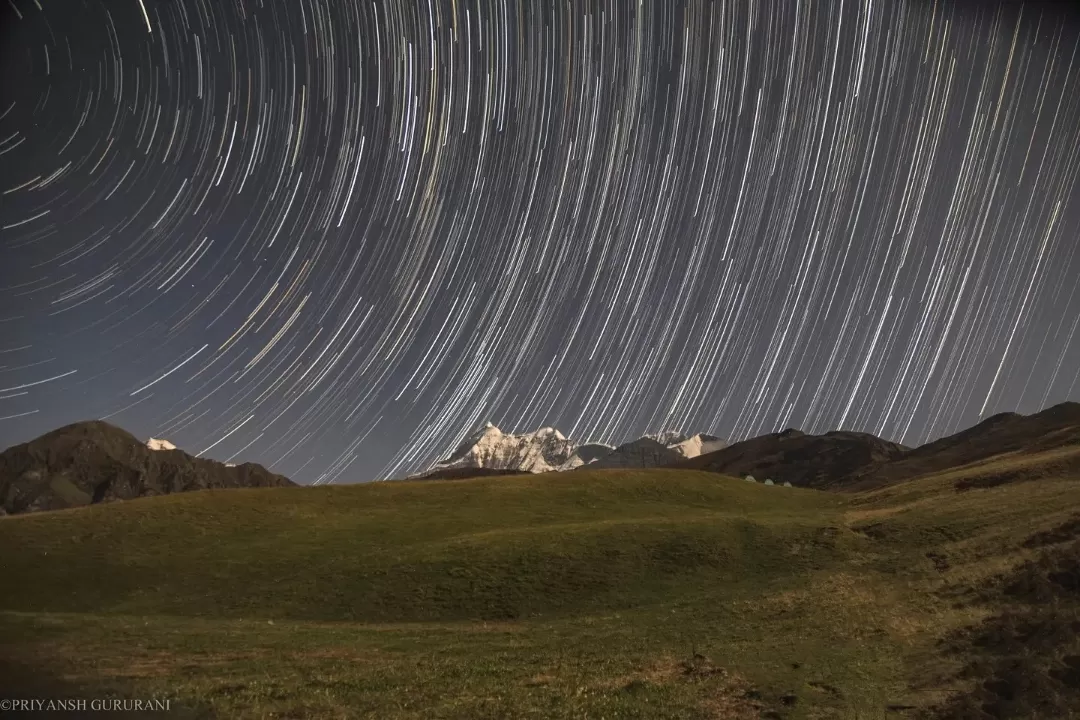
[
  {"xmin": 145, "ymin": 437, "xmax": 245, "ymax": 469},
  {"xmin": 669, "ymin": 433, "xmax": 728, "ymax": 458},
  {"xmin": 639, "ymin": 431, "xmax": 727, "ymax": 458},
  {"xmin": 429, "ymin": 422, "xmax": 577, "ymax": 474},
  {"xmin": 423, "ymin": 423, "xmax": 727, "ymax": 476},
  {"xmin": 646, "ymin": 431, "xmax": 689, "ymax": 447}
]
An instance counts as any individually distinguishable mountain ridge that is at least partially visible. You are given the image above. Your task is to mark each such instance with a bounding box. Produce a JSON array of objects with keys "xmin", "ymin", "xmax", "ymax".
[
  {"xmin": 419, "ymin": 402, "xmax": 1080, "ymax": 491},
  {"xmin": 421, "ymin": 423, "xmax": 727, "ymax": 478},
  {"xmin": 0, "ymin": 420, "xmax": 295, "ymax": 515},
  {"xmin": 673, "ymin": 401, "xmax": 1080, "ymax": 492}
]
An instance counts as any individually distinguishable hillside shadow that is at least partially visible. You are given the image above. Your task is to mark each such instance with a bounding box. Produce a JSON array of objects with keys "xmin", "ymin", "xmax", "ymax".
[{"xmin": 922, "ymin": 537, "xmax": 1080, "ymax": 719}]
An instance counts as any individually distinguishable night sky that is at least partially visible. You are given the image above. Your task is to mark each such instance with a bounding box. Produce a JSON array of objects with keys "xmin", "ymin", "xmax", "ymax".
[{"xmin": 2, "ymin": 0, "xmax": 1079, "ymax": 485}]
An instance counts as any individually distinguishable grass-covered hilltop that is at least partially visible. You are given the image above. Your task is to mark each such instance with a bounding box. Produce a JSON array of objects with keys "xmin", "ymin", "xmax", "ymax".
[{"xmin": 2, "ymin": 405, "xmax": 1080, "ymax": 719}]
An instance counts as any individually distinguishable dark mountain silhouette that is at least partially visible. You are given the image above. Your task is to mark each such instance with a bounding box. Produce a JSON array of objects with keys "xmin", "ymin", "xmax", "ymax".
[
  {"xmin": 672, "ymin": 402, "xmax": 1080, "ymax": 492},
  {"xmin": 0, "ymin": 420, "xmax": 295, "ymax": 516},
  {"xmin": 671, "ymin": 428, "xmax": 908, "ymax": 490},
  {"xmin": 584, "ymin": 437, "xmax": 685, "ymax": 470},
  {"xmin": 864, "ymin": 402, "xmax": 1080, "ymax": 492}
]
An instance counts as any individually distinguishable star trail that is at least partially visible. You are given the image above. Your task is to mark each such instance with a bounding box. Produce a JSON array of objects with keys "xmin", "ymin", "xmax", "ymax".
[{"xmin": 1, "ymin": 0, "xmax": 1079, "ymax": 485}]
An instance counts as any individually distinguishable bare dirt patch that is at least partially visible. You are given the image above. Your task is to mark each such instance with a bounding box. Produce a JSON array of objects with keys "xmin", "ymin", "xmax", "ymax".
[{"xmin": 596, "ymin": 654, "xmax": 767, "ymax": 719}]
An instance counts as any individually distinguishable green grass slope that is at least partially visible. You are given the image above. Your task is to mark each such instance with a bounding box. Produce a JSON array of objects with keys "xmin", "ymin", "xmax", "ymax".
[
  {"xmin": 2, "ymin": 471, "xmax": 849, "ymax": 623},
  {"xmin": 2, "ymin": 461, "xmax": 1079, "ymax": 719}
]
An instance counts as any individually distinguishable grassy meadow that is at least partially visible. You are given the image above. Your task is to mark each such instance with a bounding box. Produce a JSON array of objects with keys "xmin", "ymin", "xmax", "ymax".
[{"xmin": 2, "ymin": 459, "xmax": 1079, "ymax": 719}]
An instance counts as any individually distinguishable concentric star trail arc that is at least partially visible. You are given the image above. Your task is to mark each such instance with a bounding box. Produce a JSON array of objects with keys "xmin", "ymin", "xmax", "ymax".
[{"xmin": 1, "ymin": 0, "xmax": 1078, "ymax": 485}]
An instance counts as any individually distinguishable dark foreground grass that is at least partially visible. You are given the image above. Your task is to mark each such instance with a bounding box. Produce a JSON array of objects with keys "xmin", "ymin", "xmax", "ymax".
[{"xmin": 1, "ymin": 464, "xmax": 1079, "ymax": 718}]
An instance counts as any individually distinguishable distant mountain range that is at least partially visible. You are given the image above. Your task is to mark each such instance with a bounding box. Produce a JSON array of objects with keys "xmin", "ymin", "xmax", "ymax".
[
  {"xmin": 415, "ymin": 423, "xmax": 727, "ymax": 479},
  {"xmin": 3, "ymin": 402, "xmax": 1079, "ymax": 514},
  {"xmin": 418, "ymin": 403, "xmax": 1080, "ymax": 492},
  {"xmin": 673, "ymin": 402, "xmax": 1080, "ymax": 492},
  {"xmin": 0, "ymin": 421, "xmax": 295, "ymax": 516}
]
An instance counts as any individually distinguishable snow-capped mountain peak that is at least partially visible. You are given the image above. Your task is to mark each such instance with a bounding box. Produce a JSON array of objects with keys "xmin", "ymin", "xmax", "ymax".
[
  {"xmin": 422, "ymin": 422, "xmax": 727, "ymax": 478},
  {"xmin": 646, "ymin": 431, "xmax": 689, "ymax": 446},
  {"xmin": 533, "ymin": 426, "xmax": 565, "ymax": 440},
  {"xmin": 431, "ymin": 423, "xmax": 577, "ymax": 474},
  {"xmin": 476, "ymin": 422, "xmax": 502, "ymax": 438},
  {"xmin": 146, "ymin": 437, "xmax": 177, "ymax": 451}
]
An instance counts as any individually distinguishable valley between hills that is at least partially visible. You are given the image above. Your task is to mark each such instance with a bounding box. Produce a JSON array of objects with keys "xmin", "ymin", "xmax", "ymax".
[{"xmin": 1, "ymin": 404, "xmax": 1079, "ymax": 719}]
